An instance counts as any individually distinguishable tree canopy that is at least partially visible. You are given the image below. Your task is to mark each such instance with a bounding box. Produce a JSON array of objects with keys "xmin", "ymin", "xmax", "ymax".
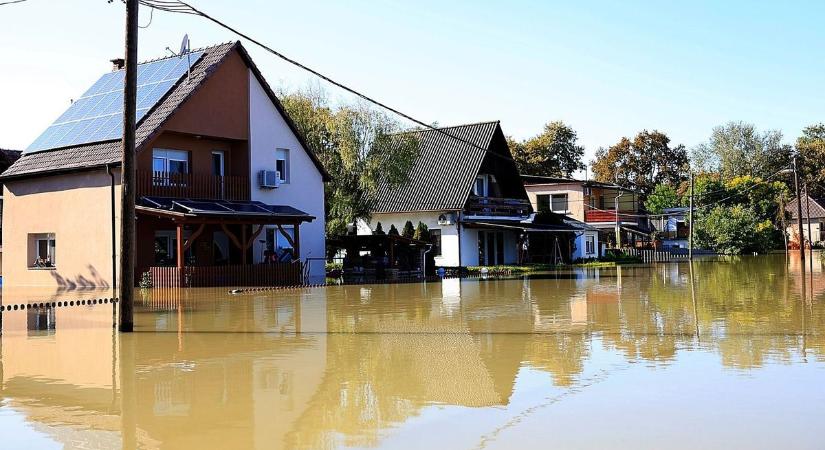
[
  {"xmin": 691, "ymin": 121, "xmax": 792, "ymax": 179},
  {"xmin": 510, "ymin": 121, "xmax": 585, "ymax": 177},
  {"xmin": 278, "ymin": 87, "xmax": 419, "ymax": 236},
  {"xmin": 590, "ymin": 130, "xmax": 688, "ymax": 198},
  {"xmin": 644, "ymin": 184, "xmax": 681, "ymax": 214},
  {"xmin": 797, "ymin": 123, "xmax": 825, "ymax": 198}
]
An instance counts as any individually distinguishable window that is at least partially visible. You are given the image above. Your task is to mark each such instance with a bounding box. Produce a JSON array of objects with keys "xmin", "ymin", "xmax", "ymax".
[
  {"xmin": 536, "ymin": 194, "xmax": 568, "ymax": 213},
  {"xmin": 585, "ymin": 235, "xmax": 595, "ymax": 255},
  {"xmin": 537, "ymin": 194, "xmax": 551, "ymax": 212},
  {"xmin": 430, "ymin": 229, "xmax": 442, "ymax": 256},
  {"xmin": 264, "ymin": 226, "xmax": 295, "ymax": 262},
  {"xmin": 276, "ymin": 149, "xmax": 289, "ymax": 183},
  {"xmin": 551, "ymin": 194, "xmax": 568, "ymax": 213},
  {"xmin": 474, "ymin": 174, "xmax": 489, "ymax": 197},
  {"xmin": 154, "ymin": 230, "xmax": 193, "ymax": 266},
  {"xmin": 153, "ymin": 149, "xmax": 189, "ymax": 186},
  {"xmin": 29, "ymin": 233, "xmax": 56, "ymax": 268},
  {"xmin": 477, "ymin": 230, "xmax": 504, "ymax": 265}
]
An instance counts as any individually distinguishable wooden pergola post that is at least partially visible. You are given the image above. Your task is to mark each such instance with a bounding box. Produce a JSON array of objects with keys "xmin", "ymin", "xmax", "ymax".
[
  {"xmin": 293, "ymin": 222, "xmax": 301, "ymax": 259},
  {"xmin": 176, "ymin": 222, "xmax": 184, "ymax": 269}
]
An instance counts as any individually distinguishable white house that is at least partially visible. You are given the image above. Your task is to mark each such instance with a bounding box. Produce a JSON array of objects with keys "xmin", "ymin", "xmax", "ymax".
[{"xmin": 357, "ymin": 122, "xmax": 587, "ymax": 266}]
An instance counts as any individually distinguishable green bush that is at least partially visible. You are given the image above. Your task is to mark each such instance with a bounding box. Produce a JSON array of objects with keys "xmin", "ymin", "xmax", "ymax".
[{"xmin": 694, "ymin": 204, "xmax": 775, "ymax": 254}]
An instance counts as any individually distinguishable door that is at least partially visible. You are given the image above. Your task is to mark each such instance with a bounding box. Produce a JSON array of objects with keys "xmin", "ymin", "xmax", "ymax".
[{"xmin": 211, "ymin": 151, "xmax": 225, "ymax": 198}]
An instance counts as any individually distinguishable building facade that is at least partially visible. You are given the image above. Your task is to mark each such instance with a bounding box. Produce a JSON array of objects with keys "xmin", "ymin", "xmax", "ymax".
[{"xmin": 1, "ymin": 42, "xmax": 328, "ymax": 289}]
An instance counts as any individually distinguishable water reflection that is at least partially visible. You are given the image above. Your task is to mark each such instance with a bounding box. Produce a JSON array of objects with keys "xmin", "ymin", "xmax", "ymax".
[{"xmin": 0, "ymin": 254, "xmax": 824, "ymax": 449}]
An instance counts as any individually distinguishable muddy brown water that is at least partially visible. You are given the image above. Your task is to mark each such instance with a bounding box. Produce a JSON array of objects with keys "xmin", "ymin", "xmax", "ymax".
[{"xmin": 0, "ymin": 254, "xmax": 823, "ymax": 449}]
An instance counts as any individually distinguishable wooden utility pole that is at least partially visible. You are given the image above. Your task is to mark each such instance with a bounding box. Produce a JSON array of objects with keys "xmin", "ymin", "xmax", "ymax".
[
  {"xmin": 118, "ymin": 0, "xmax": 138, "ymax": 332},
  {"xmin": 688, "ymin": 172, "xmax": 694, "ymax": 260},
  {"xmin": 805, "ymin": 184, "xmax": 814, "ymax": 270},
  {"xmin": 793, "ymin": 156, "xmax": 805, "ymax": 265}
]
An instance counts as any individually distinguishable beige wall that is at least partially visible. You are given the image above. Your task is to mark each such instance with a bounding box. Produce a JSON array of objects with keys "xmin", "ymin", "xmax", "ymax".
[
  {"xmin": 2, "ymin": 169, "xmax": 121, "ymax": 289},
  {"xmin": 524, "ymin": 183, "xmax": 586, "ymax": 221}
]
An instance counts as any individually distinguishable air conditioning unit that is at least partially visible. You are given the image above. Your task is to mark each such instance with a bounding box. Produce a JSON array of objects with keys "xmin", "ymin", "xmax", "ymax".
[
  {"xmin": 259, "ymin": 170, "xmax": 281, "ymax": 189},
  {"xmin": 438, "ymin": 213, "xmax": 455, "ymax": 225}
]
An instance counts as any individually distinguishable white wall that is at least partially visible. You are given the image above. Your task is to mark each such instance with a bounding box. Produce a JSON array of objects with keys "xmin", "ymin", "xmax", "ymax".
[
  {"xmin": 572, "ymin": 230, "xmax": 599, "ymax": 260},
  {"xmin": 248, "ymin": 71, "xmax": 326, "ymax": 283},
  {"xmin": 358, "ymin": 211, "xmax": 460, "ymax": 266}
]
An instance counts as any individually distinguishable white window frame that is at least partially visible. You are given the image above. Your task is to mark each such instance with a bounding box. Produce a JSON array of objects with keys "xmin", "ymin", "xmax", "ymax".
[
  {"xmin": 550, "ymin": 193, "xmax": 569, "ymax": 214},
  {"xmin": 152, "ymin": 148, "xmax": 189, "ymax": 186},
  {"xmin": 585, "ymin": 235, "xmax": 595, "ymax": 255},
  {"xmin": 275, "ymin": 148, "xmax": 290, "ymax": 184},
  {"xmin": 474, "ymin": 174, "xmax": 490, "ymax": 197},
  {"xmin": 29, "ymin": 233, "xmax": 56, "ymax": 268}
]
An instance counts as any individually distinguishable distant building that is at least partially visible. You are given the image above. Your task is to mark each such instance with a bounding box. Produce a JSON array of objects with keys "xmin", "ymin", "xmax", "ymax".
[
  {"xmin": 357, "ymin": 122, "xmax": 593, "ymax": 266},
  {"xmin": 785, "ymin": 194, "xmax": 825, "ymax": 247},
  {"xmin": 651, "ymin": 207, "xmax": 690, "ymax": 249},
  {"xmin": 522, "ymin": 175, "xmax": 651, "ymax": 250},
  {"xmin": 1, "ymin": 42, "xmax": 329, "ymax": 289}
]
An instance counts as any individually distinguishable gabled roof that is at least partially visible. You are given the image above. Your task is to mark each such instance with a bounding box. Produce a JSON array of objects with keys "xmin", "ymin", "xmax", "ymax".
[
  {"xmin": 787, "ymin": 195, "xmax": 825, "ymax": 220},
  {"xmin": 374, "ymin": 121, "xmax": 501, "ymax": 213},
  {"xmin": 2, "ymin": 41, "xmax": 329, "ymax": 181}
]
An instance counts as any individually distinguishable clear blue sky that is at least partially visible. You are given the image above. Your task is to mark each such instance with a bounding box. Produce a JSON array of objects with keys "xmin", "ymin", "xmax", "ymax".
[{"xmin": 2, "ymin": 0, "xmax": 823, "ymax": 166}]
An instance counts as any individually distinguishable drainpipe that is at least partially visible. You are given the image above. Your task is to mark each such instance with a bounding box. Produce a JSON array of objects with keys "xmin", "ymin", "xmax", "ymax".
[
  {"xmin": 422, "ymin": 244, "xmax": 432, "ymax": 282},
  {"xmin": 106, "ymin": 164, "xmax": 117, "ymax": 292}
]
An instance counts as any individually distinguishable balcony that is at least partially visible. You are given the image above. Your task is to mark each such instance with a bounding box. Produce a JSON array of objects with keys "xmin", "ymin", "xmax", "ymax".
[
  {"xmin": 137, "ymin": 171, "xmax": 250, "ymax": 201},
  {"xmin": 464, "ymin": 196, "xmax": 531, "ymax": 218},
  {"xmin": 585, "ymin": 210, "xmax": 620, "ymax": 223}
]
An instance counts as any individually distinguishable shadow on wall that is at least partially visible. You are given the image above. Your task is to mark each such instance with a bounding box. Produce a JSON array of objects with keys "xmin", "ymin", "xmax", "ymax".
[{"xmin": 49, "ymin": 265, "xmax": 111, "ymax": 291}]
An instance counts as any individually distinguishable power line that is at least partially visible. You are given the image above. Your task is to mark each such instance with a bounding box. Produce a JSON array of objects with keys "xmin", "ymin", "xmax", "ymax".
[
  {"xmin": 134, "ymin": 0, "xmax": 519, "ymax": 164},
  {"xmin": 0, "ymin": 0, "xmax": 30, "ymax": 6}
]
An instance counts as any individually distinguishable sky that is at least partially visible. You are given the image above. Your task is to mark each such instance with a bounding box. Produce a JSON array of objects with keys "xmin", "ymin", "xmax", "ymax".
[{"xmin": 2, "ymin": 0, "xmax": 824, "ymax": 167}]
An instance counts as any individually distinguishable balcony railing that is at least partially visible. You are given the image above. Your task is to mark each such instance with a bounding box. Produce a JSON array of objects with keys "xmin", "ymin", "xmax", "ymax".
[
  {"xmin": 464, "ymin": 196, "xmax": 531, "ymax": 217},
  {"xmin": 138, "ymin": 171, "xmax": 250, "ymax": 201}
]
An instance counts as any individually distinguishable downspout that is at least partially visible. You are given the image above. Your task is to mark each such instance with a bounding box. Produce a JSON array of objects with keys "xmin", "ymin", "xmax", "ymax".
[{"xmin": 107, "ymin": 164, "xmax": 117, "ymax": 292}]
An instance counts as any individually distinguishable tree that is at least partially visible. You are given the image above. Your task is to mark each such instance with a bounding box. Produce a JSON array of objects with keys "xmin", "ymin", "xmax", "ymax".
[
  {"xmin": 645, "ymin": 184, "xmax": 680, "ymax": 214},
  {"xmin": 388, "ymin": 224, "xmax": 399, "ymax": 236},
  {"xmin": 691, "ymin": 121, "xmax": 792, "ymax": 180},
  {"xmin": 797, "ymin": 123, "xmax": 825, "ymax": 198},
  {"xmin": 413, "ymin": 222, "xmax": 430, "ymax": 241},
  {"xmin": 510, "ymin": 121, "xmax": 585, "ymax": 177},
  {"xmin": 279, "ymin": 86, "xmax": 420, "ymax": 236},
  {"xmin": 694, "ymin": 204, "xmax": 775, "ymax": 254},
  {"xmin": 402, "ymin": 220, "xmax": 415, "ymax": 239},
  {"xmin": 591, "ymin": 130, "xmax": 688, "ymax": 198},
  {"xmin": 374, "ymin": 222, "xmax": 385, "ymax": 235}
]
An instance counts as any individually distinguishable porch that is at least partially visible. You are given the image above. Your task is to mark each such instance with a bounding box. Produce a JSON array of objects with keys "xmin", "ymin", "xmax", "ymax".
[{"xmin": 136, "ymin": 196, "xmax": 314, "ymax": 288}]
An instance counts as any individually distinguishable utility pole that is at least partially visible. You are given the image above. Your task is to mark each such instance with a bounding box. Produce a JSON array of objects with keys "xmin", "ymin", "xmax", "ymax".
[
  {"xmin": 793, "ymin": 156, "xmax": 805, "ymax": 265},
  {"xmin": 805, "ymin": 183, "xmax": 813, "ymax": 270},
  {"xmin": 118, "ymin": 0, "xmax": 138, "ymax": 332},
  {"xmin": 614, "ymin": 191, "xmax": 622, "ymax": 249},
  {"xmin": 689, "ymin": 172, "xmax": 694, "ymax": 260}
]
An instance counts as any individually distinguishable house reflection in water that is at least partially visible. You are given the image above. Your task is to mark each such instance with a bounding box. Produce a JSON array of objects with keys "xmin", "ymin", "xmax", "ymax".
[{"xmin": 0, "ymin": 254, "xmax": 823, "ymax": 449}]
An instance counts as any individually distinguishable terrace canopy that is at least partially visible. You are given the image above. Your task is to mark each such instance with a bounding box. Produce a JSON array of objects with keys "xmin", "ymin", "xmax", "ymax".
[{"xmin": 136, "ymin": 196, "xmax": 315, "ymax": 268}]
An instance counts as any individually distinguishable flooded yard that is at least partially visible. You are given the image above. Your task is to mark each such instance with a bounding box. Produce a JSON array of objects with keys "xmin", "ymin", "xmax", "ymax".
[{"xmin": 1, "ymin": 254, "xmax": 823, "ymax": 449}]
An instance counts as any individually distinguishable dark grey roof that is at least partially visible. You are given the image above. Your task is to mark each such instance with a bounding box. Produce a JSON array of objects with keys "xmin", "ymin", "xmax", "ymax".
[
  {"xmin": 787, "ymin": 195, "xmax": 825, "ymax": 220},
  {"xmin": 521, "ymin": 174, "xmax": 634, "ymax": 192},
  {"xmin": 374, "ymin": 121, "xmax": 500, "ymax": 213},
  {"xmin": 2, "ymin": 42, "xmax": 330, "ymax": 181}
]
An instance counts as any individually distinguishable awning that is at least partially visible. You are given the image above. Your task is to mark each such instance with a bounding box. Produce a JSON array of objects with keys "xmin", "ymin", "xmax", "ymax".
[
  {"xmin": 462, "ymin": 219, "xmax": 579, "ymax": 233},
  {"xmin": 137, "ymin": 196, "xmax": 315, "ymax": 223}
]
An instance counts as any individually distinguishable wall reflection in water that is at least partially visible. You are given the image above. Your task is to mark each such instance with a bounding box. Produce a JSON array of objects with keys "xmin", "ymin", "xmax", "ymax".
[{"xmin": 0, "ymin": 254, "xmax": 823, "ymax": 449}]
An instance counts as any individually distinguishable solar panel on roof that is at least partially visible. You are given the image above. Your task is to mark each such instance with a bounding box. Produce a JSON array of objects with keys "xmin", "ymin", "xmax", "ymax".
[{"xmin": 26, "ymin": 51, "xmax": 204, "ymax": 153}]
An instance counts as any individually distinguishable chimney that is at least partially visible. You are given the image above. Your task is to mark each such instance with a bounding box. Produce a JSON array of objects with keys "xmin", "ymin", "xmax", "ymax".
[{"xmin": 110, "ymin": 58, "xmax": 125, "ymax": 71}]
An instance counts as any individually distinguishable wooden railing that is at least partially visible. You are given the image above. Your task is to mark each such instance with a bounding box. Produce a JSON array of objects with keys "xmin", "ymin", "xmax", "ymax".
[
  {"xmin": 464, "ymin": 196, "xmax": 531, "ymax": 217},
  {"xmin": 137, "ymin": 171, "xmax": 250, "ymax": 201},
  {"xmin": 148, "ymin": 263, "xmax": 303, "ymax": 288}
]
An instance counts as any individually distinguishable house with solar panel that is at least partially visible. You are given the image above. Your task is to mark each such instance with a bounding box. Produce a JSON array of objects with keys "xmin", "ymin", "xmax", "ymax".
[
  {"xmin": 356, "ymin": 121, "xmax": 592, "ymax": 267},
  {"xmin": 0, "ymin": 41, "xmax": 329, "ymax": 289}
]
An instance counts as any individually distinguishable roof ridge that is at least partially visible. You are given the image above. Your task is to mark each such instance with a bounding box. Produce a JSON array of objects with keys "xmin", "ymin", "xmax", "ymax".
[{"xmin": 130, "ymin": 41, "xmax": 235, "ymax": 67}]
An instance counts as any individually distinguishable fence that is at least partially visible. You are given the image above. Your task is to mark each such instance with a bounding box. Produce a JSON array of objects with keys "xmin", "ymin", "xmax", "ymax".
[
  {"xmin": 149, "ymin": 263, "xmax": 303, "ymax": 288},
  {"xmin": 621, "ymin": 248, "xmax": 693, "ymax": 263},
  {"xmin": 137, "ymin": 171, "xmax": 250, "ymax": 201}
]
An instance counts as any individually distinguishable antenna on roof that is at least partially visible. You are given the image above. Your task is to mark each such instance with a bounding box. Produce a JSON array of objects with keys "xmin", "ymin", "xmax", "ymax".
[{"xmin": 179, "ymin": 34, "xmax": 192, "ymax": 81}]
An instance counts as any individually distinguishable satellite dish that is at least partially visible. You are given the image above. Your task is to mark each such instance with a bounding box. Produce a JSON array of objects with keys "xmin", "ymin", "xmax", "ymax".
[{"xmin": 179, "ymin": 34, "xmax": 190, "ymax": 56}]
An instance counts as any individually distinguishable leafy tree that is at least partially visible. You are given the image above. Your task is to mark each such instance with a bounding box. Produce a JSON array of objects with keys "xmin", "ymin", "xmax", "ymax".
[
  {"xmin": 374, "ymin": 222, "xmax": 385, "ymax": 235},
  {"xmin": 413, "ymin": 222, "xmax": 430, "ymax": 241},
  {"xmin": 591, "ymin": 130, "xmax": 688, "ymax": 198},
  {"xmin": 797, "ymin": 123, "xmax": 825, "ymax": 198},
  {"xmin": 691, "ymin": 121, "xmax": 792, "ymax": 179},
  {"xmin": 402, "ymin": 220, "xmax": 415, "ymax": 239},
  {"xmin": 279, "ymin": 86, "xmax": 420, "ymax": 236},
  {"xmin": 510, "ymin": 121, "xmax": 585, "ymax": 177},
  {"xmin": 694, "ymin": 205, "xmax": 775, "ymax": 254},
  {"xmin": 645, "ymin": 184, "xmax": 681, "ymax": 214},
  {"xmin": 388, "ymin": 224, "xmax": 399, "ymax": 236}
]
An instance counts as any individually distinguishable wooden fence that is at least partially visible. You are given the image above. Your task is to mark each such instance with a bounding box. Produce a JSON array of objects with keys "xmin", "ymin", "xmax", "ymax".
[
  {"xmin": 137, "ymin": 171, "xmax": 250, "ymax": 201},
  {"xmin": 149, "ymin": 263, "xmax": 303, "ymax": 288},
  {"xmin": 621, "ymin": 248, "xmax": 692, "ymax": 263}
]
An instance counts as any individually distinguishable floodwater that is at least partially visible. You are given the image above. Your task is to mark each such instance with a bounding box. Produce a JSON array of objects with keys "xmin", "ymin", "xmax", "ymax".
[{"xmin": 1, "ymin": 254, "xmax": 824, "ymax": 450}]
